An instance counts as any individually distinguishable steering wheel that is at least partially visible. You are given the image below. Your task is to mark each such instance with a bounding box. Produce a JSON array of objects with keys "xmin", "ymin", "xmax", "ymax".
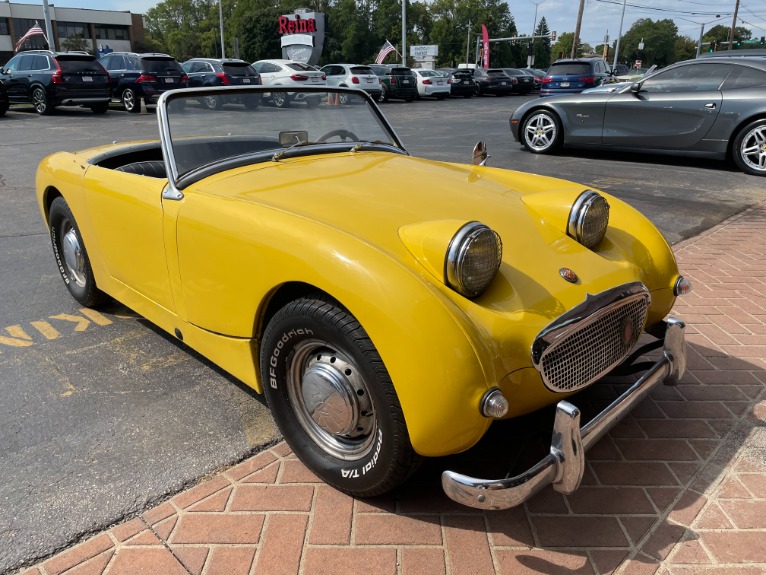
[{"xmin": 317, "ymin": 129, "xmax": 359, "ymax": 142}]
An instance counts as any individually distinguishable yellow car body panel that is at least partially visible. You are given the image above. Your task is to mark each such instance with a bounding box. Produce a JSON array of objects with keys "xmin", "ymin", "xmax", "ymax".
[{"xmin": 36, "ymin": 144, "xmax": 680, "ymax": 458}]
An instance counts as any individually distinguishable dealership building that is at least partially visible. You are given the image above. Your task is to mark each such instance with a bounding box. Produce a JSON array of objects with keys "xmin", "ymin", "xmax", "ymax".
[{"xmin": 0, "ymin": 1, "xmax": 146, "ymax": 62}]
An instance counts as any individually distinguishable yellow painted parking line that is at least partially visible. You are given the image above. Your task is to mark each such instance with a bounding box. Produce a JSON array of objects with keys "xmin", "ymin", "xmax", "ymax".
[
  {"xmin": 78, "ymin": 308, "xmax": 113, "ymax": 326},
  {"xmin": 31, "ymin": 321, "xmax": 61, "ymax": 340},
  {"xmin": 0, "ymin": 325, "xmax": 34, "ymax": 347}
]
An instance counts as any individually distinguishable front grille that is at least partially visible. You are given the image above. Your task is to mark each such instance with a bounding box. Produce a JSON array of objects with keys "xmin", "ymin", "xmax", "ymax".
[{"xmin": 534, "ymin": 286, "xmax": 649, "ymax": 393}]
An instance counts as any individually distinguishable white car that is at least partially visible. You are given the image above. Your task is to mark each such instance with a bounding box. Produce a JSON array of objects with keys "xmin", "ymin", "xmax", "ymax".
[
  {"xmin": 251, "ymin": 59, "xmax": 326, "ymax": 107},
  {"xmin": 412, "ymin": 69, "xmax": 451, "ymax": 100},
  {"xmin": 320, "ymin": 64, "xmax": 382, "ymax": 103}
]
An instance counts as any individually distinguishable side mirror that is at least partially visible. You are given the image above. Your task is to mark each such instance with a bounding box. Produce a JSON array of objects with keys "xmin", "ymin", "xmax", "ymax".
[{"xmin": 472, "ymin": 141, "xmax": 489, "ymax": 166}]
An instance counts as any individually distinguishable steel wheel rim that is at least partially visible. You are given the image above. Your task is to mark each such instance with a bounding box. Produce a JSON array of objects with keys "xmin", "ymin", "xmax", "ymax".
[
  {"xmin": 122, "ymin": 90, "xmax": 135, "ymax": 110},
  {"xmin": 61, "ymin": 222, "xmax": 86, "ymax": 288},
  {"xmin": 524, "ymin": 113, "xmax": 557, "ymax": 151},
  {"xmin": 740, "ymin": 125, "xmax": 766, "ymax": 173},
  {"xmin": 32, "ymin": 89, "xmax": 46, "ymax": 113},
  {"xmin": 287, "ymin": 340, "xmax": 376, "ymax": 460}
]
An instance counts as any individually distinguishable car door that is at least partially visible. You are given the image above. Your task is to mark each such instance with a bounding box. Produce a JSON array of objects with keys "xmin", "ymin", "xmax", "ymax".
[
  {"xmin": 602, "ymin": 63, "xmax": 730, "ymax": 148},
  {"xmin": 0, "ymin": 54, "xmax": 27, "ymax": 101},
  {"xmin": 83, "ymin": 166, "xmax": 176, "ymax": 312}
]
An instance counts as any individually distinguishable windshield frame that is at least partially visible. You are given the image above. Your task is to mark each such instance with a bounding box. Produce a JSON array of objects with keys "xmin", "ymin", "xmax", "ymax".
[{"xmin": 157, "ymin": 86, "xmax": 408, "ymax": 197}]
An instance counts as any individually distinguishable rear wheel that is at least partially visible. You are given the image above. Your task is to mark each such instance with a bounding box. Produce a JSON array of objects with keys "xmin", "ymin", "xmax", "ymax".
[
  {"xmin": 380, "ymin": 86, "xmax": 389, "ymax": 102},
  {"xmin": 732, "ymin": 119, "xmax": 766, "ymax": 176},
  {"xmin": 48, "ymin": 197, "xmax": 106, "ymax": 308},
  {"xmin": 32, "ymin": 86, "xmax": 53, "ymax": 115},
  {"xmin": 521, "ymin": 110, "xmax": 563, "ymax": 154},
  {"xmin": 203, "ymin": 94, "xmax": 221, "ymax": 110},
  {"xmin": 0, "ymin": 105, "xmax": 7, "ymax": 116},
  {"xmin": 90, "ymin": 102, "xmax": 109, "ymax": 114},
  {"xmin": 121, "ymin": 88, "xmax": 141, "ymax": 113},
  {"xmin": 260, "ymin": 297, "xmax": 421, "ymax": 497},
  {"xmin": 305, "ymin": 96, "xmax": 320, "ymax": 109},
  {"xmin": 272, "ymin": 92, "xmax": 290, "ymax": 108}
]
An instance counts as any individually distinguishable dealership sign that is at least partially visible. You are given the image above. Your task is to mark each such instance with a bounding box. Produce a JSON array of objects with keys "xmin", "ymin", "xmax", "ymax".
[{"xmin": 278, "ymin": 9, "xmax": 325, "ymax": 65}]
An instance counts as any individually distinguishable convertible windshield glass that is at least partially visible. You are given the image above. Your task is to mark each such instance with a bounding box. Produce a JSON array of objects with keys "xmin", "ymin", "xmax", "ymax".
[{"xmin": 163, "ymin": 88, "xmax": 401, "ymax": 182}]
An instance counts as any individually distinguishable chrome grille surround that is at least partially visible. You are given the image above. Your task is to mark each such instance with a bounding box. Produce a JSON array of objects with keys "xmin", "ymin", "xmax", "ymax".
[{"xmin": 532, "ymin": 282, "xmax": 650, "ymax": 393}]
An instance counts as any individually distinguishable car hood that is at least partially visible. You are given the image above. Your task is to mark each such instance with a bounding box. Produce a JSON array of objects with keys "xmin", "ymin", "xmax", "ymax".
[{"xmin": 193, "ymin": 151, "xmax": 654, "ymax": 316}]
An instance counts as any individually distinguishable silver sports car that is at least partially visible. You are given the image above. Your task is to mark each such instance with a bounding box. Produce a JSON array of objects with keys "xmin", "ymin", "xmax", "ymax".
[{"xmin": 510, "ymin": 57, "xmax": 766, "ymax": 176}]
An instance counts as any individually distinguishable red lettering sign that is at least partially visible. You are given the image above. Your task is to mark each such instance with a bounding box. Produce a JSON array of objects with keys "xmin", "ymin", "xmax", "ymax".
[{"xmin": 277, "ymin": 14, "xmax": 317, "ymax": 35}]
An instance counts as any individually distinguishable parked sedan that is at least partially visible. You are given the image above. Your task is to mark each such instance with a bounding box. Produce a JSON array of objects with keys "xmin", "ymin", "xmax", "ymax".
[
  {"xmin": 182, "ymin": 58, "xmax": 260, "ymax": 110},
  {"xmin": 448, "ymin": 69, "xmax": 476, "ymax": 98},
  {"xmin": 320, "ymin": 63, "xmax": 382, "ymax": 102},
  {"xmin": 510, "ymin": 57, "xmax": 766, "ymax": 176},
  {"xmin": 36, "ymin": 85, "xmax": 688, "ymax": 510},
  {"xmin": 251, "ymin": 59, "xmax": 326, "ymax": 107},
  {"xmin": 412, "ymin": 68, "xmax": 450, "ymax": 99},
  {"xmin": 500, "ymin": 68, "xmax": 535, "ymax": 94},
  {"xmin": 471, "ymin": 68, "xmax": 514, "ymax": 96}
]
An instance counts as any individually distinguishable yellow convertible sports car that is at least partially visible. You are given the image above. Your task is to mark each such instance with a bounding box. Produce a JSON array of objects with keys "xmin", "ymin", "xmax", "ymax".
[{"xmin": 36, "ymin": 86, "xmax": 690, "ymax": 510}]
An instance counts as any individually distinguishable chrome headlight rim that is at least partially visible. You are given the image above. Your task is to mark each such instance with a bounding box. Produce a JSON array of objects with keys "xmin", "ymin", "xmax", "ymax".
[
  {"xmin": 568, "ymin": 190, "xmax": 610, "ymax": 249},
  {"xmin": 445, "ymin": 221, "xmax": 503, "ymax": 299}
]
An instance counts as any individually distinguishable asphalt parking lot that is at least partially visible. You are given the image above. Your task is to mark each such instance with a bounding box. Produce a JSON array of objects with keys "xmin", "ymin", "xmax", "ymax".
[{"xmin": 1, "ymin": 94, "xmax": 765, "ymax": 573}]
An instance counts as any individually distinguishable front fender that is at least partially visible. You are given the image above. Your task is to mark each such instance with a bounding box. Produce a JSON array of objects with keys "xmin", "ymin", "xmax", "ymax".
[{"xmin": 175, "ymin": 193, "xmax": 493, "ymax": 457}]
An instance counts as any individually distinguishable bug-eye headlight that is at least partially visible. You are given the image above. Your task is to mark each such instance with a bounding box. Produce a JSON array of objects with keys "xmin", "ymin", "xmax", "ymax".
[
  {"xmin": 568, "ymin": 190, "xmax": 610, "ymax": 249},
  {"xmin": 446, "ymin": 222, "xmax": 502, "ymax": 298}
]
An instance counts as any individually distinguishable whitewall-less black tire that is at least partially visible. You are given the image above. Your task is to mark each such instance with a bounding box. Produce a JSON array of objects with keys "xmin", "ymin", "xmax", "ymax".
[
  {"xmin": 732, "ymin": 119, "xmax": 766, "ymax": 176},
  {"xmin": 260, "ymin": 297, "xmax": 421, "ymax": 497}
]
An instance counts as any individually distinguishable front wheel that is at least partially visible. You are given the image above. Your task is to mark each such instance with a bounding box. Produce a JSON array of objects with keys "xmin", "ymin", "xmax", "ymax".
[
  {"xmin": 260, "ymin": 297, "xmax": 421, "ymax": 497},
  {"xmin": 521, "ymin": 110, "xmax": 563, "ymax": 154},
  {"xmin": 203, "ymin": 94, "xmax": 221, "ymax": 110},
  {"xmin": 272, "ymin": 92, "xmax": 290, "ymax": 108},
  {"xmin": 48, "ymin": 197, "xmax": 106, "ymax": 307},
  {"xmin": 732, "ymin": 119, "xmax": 766, "ymax": 176},
  {"xmin": 90, "ymin": 102, "xmax": 109, "ymax": 114}
]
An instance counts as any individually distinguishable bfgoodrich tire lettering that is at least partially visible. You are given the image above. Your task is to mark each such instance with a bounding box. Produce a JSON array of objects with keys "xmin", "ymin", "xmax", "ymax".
[
  {"xmin": 49, "ymin": 197, "xmax": 106, "ymax": 307},
  {"xmin": 260, "ymin": 297, "xmax": 420, "ymax": 497}
]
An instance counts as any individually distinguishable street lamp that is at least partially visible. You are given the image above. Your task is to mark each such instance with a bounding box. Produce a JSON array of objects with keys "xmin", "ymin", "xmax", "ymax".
[
  {"xmin": 219, "ymin": 0, "xmax": 225, "ymax": 59},
  {"xmin": 529, "ymin": 0, "xmax": 546, "ymax": 66}
]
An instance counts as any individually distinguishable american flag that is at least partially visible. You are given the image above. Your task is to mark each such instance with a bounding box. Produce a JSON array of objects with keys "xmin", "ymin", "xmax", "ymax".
[
  {"xmin": 375, "ymin": 40, "xmax": 396, "ymax": 64},
  {"xmin": 15, "ymin": 22, "xmax": 48, "ymax": 52}
]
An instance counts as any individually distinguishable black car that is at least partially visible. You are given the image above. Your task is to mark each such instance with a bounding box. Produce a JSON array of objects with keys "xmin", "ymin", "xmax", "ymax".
[
  {"xmin": 367, "ymin": 64, "xmax": 418, "ymax": 102},
  {"xmin": 541, "ymin": 58, "xmax": 613, "ymax": 96},
  {"xmin": 471, "ymin": 68, "xmax": 515, "ymax": 96},
  {"xmin": 0, "ymin": 80, "xmax": 8, "ymax": 116},
  {"xmin": 99, "ymin": 52, "xmax": 188, "ymax": 113},
  {"xmin": 0, "ymin": 50, "xmax": 110, "ymax": 115},
  {"xmin": 448, "ymin": 69, "xmax": 475, "ymax": 97},
  {"xmin": 500, "ymin": 68, "xmax": 535, "ymax": 94},
  {"xmin": 182, "ymin": 58, "xmax": 261, "ymax": 110}
]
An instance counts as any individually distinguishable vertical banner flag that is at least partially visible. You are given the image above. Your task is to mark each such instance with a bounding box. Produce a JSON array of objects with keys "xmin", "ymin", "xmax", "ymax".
[
  {"xmin": 375, "ymin": 40, "xmax": 396, "ymax": 64},
  {"xmin": 481, "ymin": 24, "xmax": 490, "ymax": 69},
  {"xmin": 15, "ymin": 21, "xmax": 48, "ymax": 52}
]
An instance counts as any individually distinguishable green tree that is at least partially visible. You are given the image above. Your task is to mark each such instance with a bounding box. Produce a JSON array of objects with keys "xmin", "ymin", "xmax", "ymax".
[
  {"xmin": 550, "ymin": 32, "xmax": 591, "ymax": 60},
  {"xmin": 615, "ymin": 18, "xmax": 677, "ymax": 67},
  {"xmin": 61, "ymin": 34, "xmax": 90, "ymax": 53},
  {"xmin": 674, "ymin": 35, "xmax": 697, "ymax": 61},
  {"xmin": 531, "ymin": 16, "xmax": 550, "ymax": 69},
  {"xmin": 703, "ymin": 24, "xmax": 751, "ymax": 50}
]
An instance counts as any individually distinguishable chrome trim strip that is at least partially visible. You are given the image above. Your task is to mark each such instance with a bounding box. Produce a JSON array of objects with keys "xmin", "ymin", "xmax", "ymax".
[{"xmin": 442, "ymin": 317, "xmax": 685, "ymax": 510}]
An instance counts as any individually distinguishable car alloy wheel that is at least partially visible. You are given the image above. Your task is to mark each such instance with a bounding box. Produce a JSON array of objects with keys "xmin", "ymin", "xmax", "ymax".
[
  {"xmin": 32, "ymin": 87, "xmax": 51, "ymax": 115},
  {"xmin": 272, "ymin": 92, "xmax": 289, "ymax": 108},
  {"xmin": 260, "ymin": 297, "xmax": 420, "ymax": 497},
  {"xmin": 203, "ymin": 94, "xmax": 221, "ymax": 110},
  {"xmin": 522, "ymin": 110, "xmax": 563, "ymax": 154},
  {"xmin": 733, "ymin": 119, "xmax": 766, "ymax": 176},
  {"xmin": 122, "ymin": 89, "xmax": 140, "ymax": 113}
]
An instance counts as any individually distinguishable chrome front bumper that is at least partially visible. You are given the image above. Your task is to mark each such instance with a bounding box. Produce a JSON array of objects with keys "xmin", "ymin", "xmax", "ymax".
[{"xmin": 442, "ymin": 317, "xmax": 686, "ymax": 510}]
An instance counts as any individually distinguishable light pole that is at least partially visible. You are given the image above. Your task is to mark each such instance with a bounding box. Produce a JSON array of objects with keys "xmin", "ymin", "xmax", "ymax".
[
  {"xmin": 219, "ymin": 0, "xmax": 225, "ymax": 59},
  {"xmin": 529, "ymin": 0, "xmax": 546, "ymax": 67},
  {"xmin": 402, "ymin": 0, "xmax": 407, "ymax": 67},
  {"xmin": 612, "ymin": 0, "xmax": 627, "ymax": 69}
]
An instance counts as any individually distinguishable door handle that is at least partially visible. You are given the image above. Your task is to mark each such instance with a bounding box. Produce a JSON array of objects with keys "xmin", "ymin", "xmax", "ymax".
[{"xmin": 705, "ymin": 103, "xmax": 716, "ymax": 109}]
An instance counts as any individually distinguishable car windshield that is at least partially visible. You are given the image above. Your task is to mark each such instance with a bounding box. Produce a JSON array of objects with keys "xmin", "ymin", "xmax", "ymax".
[
  {"xmin": 351, "ymin": 66, "xmax": 374, "ymax": 75},
  {"xmin": 223, "ymin": 63, "xmax": 257, "ymax": 76},
  {"xmin": 143, "ymin": 58, "xmax": 183, "ymax": 74},
  {"xmin": 57, "ymin": 57, "xmax": 104, "ymax": 73},
  {"xmin": 161, "ymin": 87, "xmax": 403, "ymax": 187}
]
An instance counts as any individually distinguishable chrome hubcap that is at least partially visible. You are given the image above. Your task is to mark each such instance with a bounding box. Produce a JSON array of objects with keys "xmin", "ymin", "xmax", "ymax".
[
  {"xmin": 524, "ymin": 113, "xmax": 556, "ymax": 151},
  {"xmin": 288, "ymin": 341, "xmax": 375, "ymax": 460},
  {"xmin": 62, "ymin": 226, "xmax": 86, "ymax": 287},
  {"xmin": 740, "ymin": 126, "xmax": 766, "ymax": 173}
]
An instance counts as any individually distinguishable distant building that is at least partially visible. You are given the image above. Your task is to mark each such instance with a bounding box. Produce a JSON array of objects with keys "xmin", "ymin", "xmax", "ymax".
[{"xmin": 0, "ymin": 1, "xmax": 146, "ymax": 62}]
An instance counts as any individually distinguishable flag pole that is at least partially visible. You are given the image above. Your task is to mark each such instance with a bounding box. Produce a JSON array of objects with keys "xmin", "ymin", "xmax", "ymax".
[{"xmin": 42, "ymin": 0, "xmax": 55, "ymax": 51}]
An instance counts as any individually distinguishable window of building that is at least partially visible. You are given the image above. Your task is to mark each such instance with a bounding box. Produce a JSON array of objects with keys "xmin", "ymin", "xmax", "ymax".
[
  {"xmin": 95, "ymin": 24, "xmax": 129, "ymax": 41},
  {"xmin": 0, "ymin": 18, "xmax": 10, "ymax": 36},
  {"xmin": 58, "ymin": 21, "xmax": 88, "ymax": 39}
]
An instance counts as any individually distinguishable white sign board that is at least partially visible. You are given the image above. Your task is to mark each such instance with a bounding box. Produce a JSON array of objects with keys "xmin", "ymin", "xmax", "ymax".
[{"xmin": 410, "ymin": 45, "xmax": 438, "ymax": 59}]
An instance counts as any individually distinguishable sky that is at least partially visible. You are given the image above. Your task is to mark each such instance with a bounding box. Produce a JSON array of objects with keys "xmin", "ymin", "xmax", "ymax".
[{"xmin": 36, "ymin": 0, "xmax": 766, "ymax": 50}]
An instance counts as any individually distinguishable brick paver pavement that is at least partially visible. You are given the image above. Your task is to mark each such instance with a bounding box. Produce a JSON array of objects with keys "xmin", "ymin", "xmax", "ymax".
[{"xmin": 15, "ymin": 204, "xmax": 766, "ymax": 575}]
